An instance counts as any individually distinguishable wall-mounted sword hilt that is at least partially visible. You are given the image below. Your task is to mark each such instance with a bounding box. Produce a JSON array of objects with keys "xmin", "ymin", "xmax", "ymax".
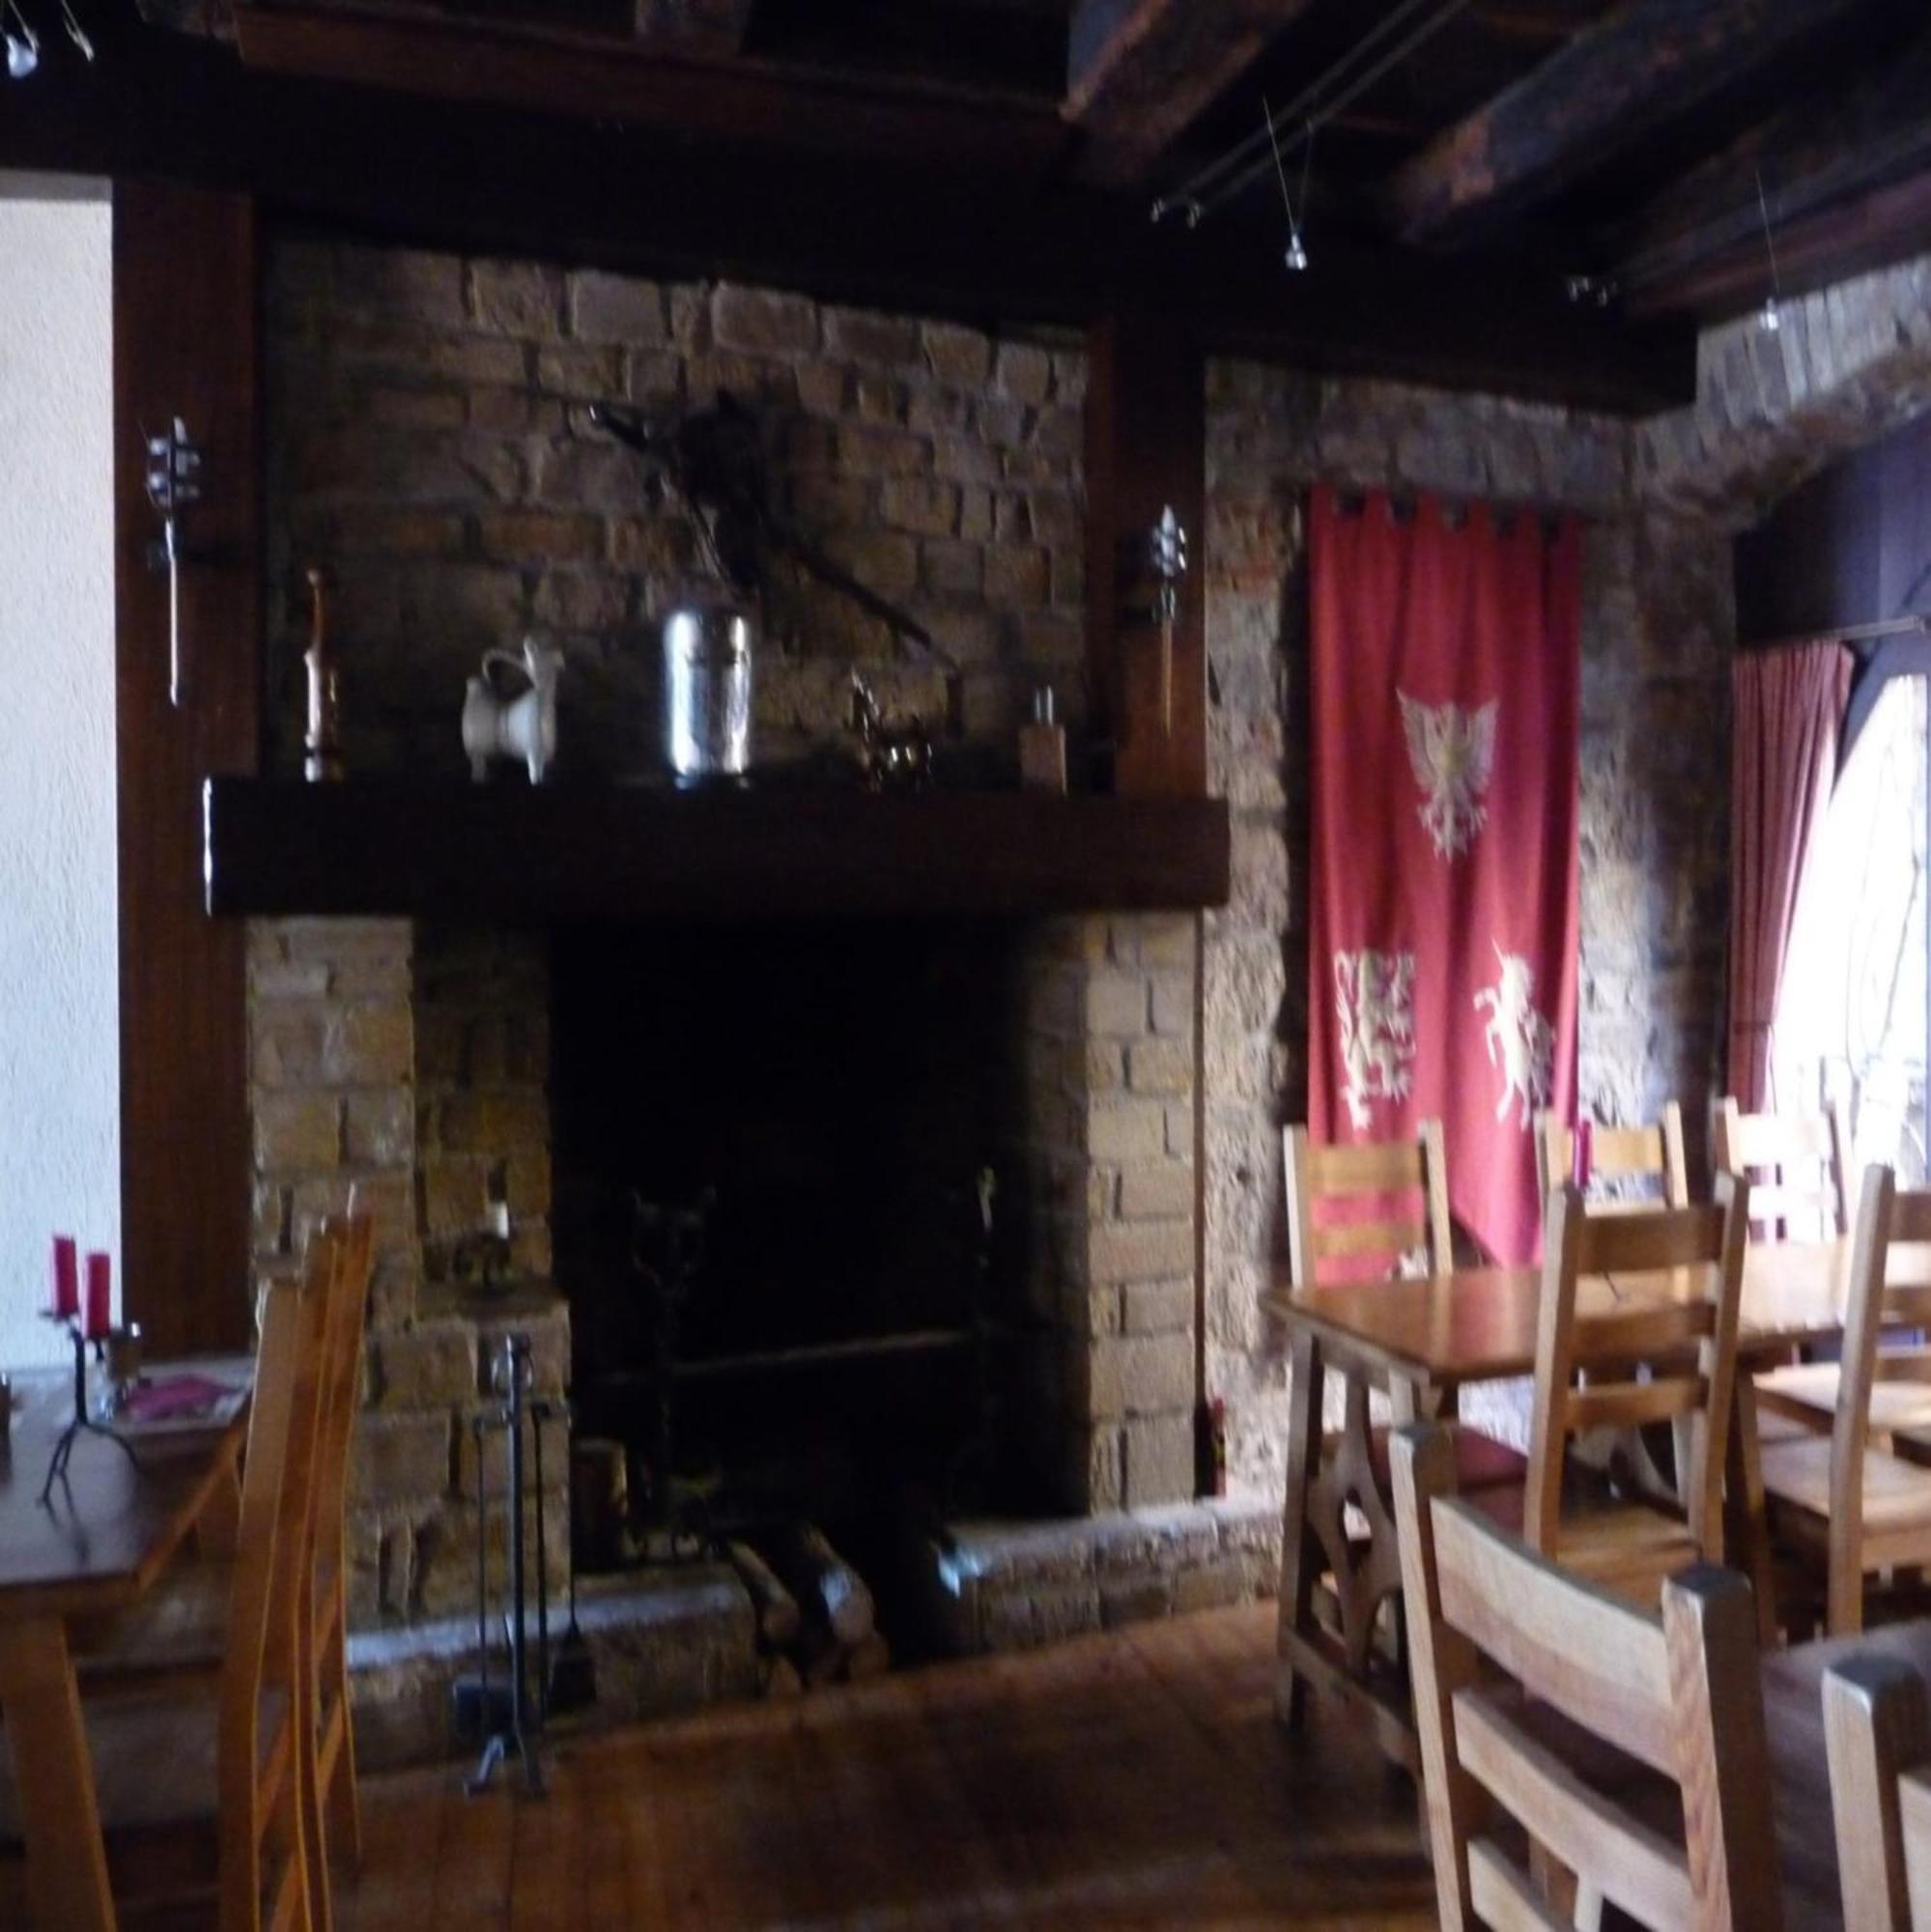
[{"xmin": 143, "ymin": 416, "xmax": 204, "ymax": 709}]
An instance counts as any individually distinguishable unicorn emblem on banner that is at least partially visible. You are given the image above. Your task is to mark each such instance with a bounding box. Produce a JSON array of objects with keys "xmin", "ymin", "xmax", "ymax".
[
  {"xmin": 1333, "ymin": 949, "xmax": 1416, "ymax": 1130},
  {"xmin": 1474, "ymin": 946, "xmax": 1554, "ymax": 1129},
  {"xmin": 1398, "ymin": 692, "xmax": 1497, "ymax": 860}
]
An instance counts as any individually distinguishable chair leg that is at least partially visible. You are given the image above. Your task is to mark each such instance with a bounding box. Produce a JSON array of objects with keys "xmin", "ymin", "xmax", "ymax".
[{"xmin": 324, "ymin": 1683, "xmax": 361, "ymax": 1871}]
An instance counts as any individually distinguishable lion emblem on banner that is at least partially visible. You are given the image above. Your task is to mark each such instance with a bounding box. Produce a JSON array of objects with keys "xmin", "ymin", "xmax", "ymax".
[
  {"xmin": 1473, "ymin": 947, "xmax": 1554, "ymax": 1129},
  {"xmin": 1333, "ymin": 949, "xmax": 1416, "ymax": 1130},
  {"xmin": 1398, "ymin": 692, "xmax": 1497, "ymax": 860}
]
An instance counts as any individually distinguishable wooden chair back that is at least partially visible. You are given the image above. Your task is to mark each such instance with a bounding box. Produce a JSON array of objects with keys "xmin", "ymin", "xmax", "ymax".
[
  {"xmin": 301, "ymin": 1210, "xmax": 374, "ymax": 1896},
  {"xmin": 1825, "ymin": 1650, "xmax": 1931, "ymax": 1931},
  {"xmin": 223, "ymin": 1229, "xmax": 338, "ymax": 1930},
  {"xmin": 1284, "ymin": 1120, "xmax": 1453, "ymax": 1288},
  {"xmin": 308, "ymin": 1211, "xmax": 374, "ymax": 1614},
  {"xmin": 1819, "ymin": 1168, "xmax": 1931, "ymax": 1630},
  {"xmin": 1392, "ymin": 1423, "xmax": 1782, "ymax": 1932},
  {"xmin": 1525, "ymin": 1176, "xmax": 1750, "ymax": 1557},
  {"xmin": 1712, "ymin": 1094, "xmax": 1850, "ymax": 1237},
  {"xmin": 1535, "ymin": 1102, "xmax": 1690, "ymax": 1214}
]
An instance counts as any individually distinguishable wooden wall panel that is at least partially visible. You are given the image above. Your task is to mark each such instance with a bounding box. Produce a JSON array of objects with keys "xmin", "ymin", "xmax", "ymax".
[
  {"xmin": 1085, "ymin": 312, "xmax": 1207, "ymax": 799},
  {"xmin": 114, "ymin": 183, "xmax": 261, "ymax": 1355}
]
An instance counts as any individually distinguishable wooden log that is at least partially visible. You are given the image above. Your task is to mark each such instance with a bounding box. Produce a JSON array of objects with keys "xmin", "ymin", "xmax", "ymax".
[
  {"xmin": 766, "ymin": 1524, "xmax": 875, "ymax": 1649},
  {"xmin": 843, "ymin": 1633, "xmax": 892, "ymax": 1683},
  {"xmin": 727, "ymin": 1540, "xmax": 804, "ymax": 1653}
]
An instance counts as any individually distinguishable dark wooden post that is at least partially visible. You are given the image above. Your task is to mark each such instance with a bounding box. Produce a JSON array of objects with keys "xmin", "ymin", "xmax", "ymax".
[
  {"xmin": 1084, "ymin": 311, "xmax": 1207, "ymax": 799},
  {"xmin": 114, "ymin": 183, "xmax": 261, "ymax": 1354}
]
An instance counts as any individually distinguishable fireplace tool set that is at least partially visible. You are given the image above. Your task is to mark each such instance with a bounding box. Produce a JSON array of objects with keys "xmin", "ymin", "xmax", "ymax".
[{"xmin": 454, "ymin": 1329, "xmax": 595, "ymax": 1795}]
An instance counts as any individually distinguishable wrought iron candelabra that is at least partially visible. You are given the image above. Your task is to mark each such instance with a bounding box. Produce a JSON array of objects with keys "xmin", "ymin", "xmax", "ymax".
[{"xmin": 39, "ymin": 1314, "xmax": 139, "ymax": 1503}]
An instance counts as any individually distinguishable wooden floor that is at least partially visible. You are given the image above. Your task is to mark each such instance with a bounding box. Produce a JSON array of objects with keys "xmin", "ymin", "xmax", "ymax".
[{"xmin": 341, "ymin": 1605, "xmax": 1434, "ymax": 1929}]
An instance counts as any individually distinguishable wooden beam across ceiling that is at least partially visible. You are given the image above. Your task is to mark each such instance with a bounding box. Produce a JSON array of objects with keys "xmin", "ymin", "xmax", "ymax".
[
  {"xmin": 230, "ymin": 1, "xmax": 1073, "ymax": 175},
  {"xmin": 1379, "ymin": 0, "xmax": 1871, "ymax": 247},
  {"xmin": 1065, "ymin": 0, "xmax": 1316, "ymax": 187},
  {"xmin": 1616, "ymin": 23, "xmax": 1931, "ymax": 317},
  {"xmin": 636, "ymin": 0, "xmax": 753, "ymax": 56},
  {"xmin": 0, "ymin": 17, "xmax": 1691, "ymax": 410}
]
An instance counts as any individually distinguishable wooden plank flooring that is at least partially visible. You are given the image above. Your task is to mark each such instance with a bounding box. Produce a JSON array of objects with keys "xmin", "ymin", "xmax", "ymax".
[{"xmin": 340, "ymin": 1604, "xmax": 1435, "ymax": 1929}]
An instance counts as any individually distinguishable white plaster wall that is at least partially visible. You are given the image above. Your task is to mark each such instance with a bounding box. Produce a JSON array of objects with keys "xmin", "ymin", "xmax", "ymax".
[{"xmin": 0, "ymin": 184, "xmax": 117, "ymax": 1366}]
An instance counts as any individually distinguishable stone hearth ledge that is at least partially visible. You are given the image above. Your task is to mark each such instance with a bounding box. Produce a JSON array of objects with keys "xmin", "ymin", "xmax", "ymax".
[
  {"xmin": 920, "ymin": 1494, "xmax": 1281, "ymax": 1655},
  {"xmin": 345, "ymin": 1561, "xmax": 757, "ymax": 1769}
]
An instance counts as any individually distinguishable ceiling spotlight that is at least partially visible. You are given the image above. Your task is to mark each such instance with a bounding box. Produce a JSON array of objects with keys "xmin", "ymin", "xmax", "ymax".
[
  {"xmin": 4, "ymin": 6, "xmax": 38, "ymax": 77},
  {"xmin": 1264, "ymin": 96, "xmax": 1316, "ymax": 278},
  {"xmin": 1753, "ymin": 170, "xmax": 1784, "ymax": 338},
  {"xmin": 60, "ymin": 0, "xmax": 91, "ymax": 61}
]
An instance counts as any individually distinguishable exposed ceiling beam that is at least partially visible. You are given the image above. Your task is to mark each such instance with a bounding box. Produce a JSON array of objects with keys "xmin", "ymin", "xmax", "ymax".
[
  {"xmin": 230, "ymin": 3, "xmax": 1072, "ymax": 173},
  {"xmin": 1616, "ymin": 23, "xmax": 1931, "ymax": 317},
  {"xmin": 1064, "ymin": 0, "xmax": 1316, "ymax": 188},
  {"xmin": 635, "ymin": 0, "xmax": 754, "ymax": 57},
  {"xmin": 0, "ymin": 21, "xmax": 1693, "ymax": 412},
  {"xmin": 1379, "ymin": 0, "xmax": 1871, "ymax": 247}
]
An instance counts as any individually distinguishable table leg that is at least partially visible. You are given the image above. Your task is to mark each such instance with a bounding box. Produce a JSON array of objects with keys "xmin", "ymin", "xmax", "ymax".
[
  {"xmin": 1724, "ymin": 1375, "xmax": 1778, "ymax": 1647},
  {"xmin": 1275, "ymin": 1330, "xmax": 1325, "ymax": 1727},
  {"xmin": 195, "ymin": 1454, "xmax": 242, "ymax": 1559},
  {"xmin": 0, "ymin": 1615, "xmax": 114, "ymax": 1932}
]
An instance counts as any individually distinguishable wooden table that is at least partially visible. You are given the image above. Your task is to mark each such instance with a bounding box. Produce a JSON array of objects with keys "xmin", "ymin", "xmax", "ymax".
[
  {"xmin": 0, "ymin": 1360, "xmax": 250, "ymax": 1930},
  {"xmin": 1264, "ymin": 1238, "xmax": 1913, "ymax": 1770}
]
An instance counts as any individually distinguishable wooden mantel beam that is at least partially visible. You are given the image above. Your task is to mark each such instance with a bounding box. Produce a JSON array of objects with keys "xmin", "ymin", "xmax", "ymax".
[
  {"xmin": 1380, "ymin": 0, "xmax": 1869, "ymax": 247},
  {"xmin": 1065, "ymin": 0, "xmax": 1317, "ymax": 188}
]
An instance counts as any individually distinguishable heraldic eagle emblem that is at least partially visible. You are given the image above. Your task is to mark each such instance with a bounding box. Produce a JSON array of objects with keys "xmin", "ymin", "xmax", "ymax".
[{"xmin": 1397, "ymin": 692, "xmax": 1497, "ymax": 860}]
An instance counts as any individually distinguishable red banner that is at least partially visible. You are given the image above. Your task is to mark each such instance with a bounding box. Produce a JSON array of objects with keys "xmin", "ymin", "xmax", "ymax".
[{"xmin": 1307, "ymin": 486, "xmax": 1580, "ymax": 1264}]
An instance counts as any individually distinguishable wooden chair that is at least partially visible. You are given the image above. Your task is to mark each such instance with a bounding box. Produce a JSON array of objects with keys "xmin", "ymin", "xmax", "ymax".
[
  {"xmin": 1712, "ymin": 1095, "xmax": 1850, "ymax": 1240},
  {"xmin": 1824, "ymin": 1649, "xmax": 1931, "ymax": 1930},
  {"xmin": 79, "ymin": 1214, "xmax": 377, "ymax": 1911},
  {"xmin": 1761, "ymin": 1166, "xmax": 1931, "ymax": 1635},
  {"xmin": 1534, "ymin": 1102, "xmax": 1690, "ymax": 1214},
  {"xmin": 1484, "ymin": 1175, "xmax": 1750, "ymax": 1607},
  {"xmin": 1392, "ymin": 1422, "xmax": 1785, "ymax": 1932},
  {"xmin": 1284, "ymin": 1120, "xmax": 1521, "ymax": 1491},
  {"xmin": 0, "ymin": 1233, "xmax": 338, "ymax": 1929}
]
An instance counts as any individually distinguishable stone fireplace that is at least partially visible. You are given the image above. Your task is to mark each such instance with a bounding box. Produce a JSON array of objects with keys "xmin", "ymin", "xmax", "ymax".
[
  {"xmin": 241, "ymin": 216, "xmax": 1758, "ymax": 1710},
  {"xmin": 245, "ymin": 235, "xmax": 1206, "ymax": 1648}
]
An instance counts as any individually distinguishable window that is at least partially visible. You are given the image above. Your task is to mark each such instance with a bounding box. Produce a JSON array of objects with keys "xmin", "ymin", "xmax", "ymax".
[{"xmin": 1773, "ymin": 671, "xmax": 1927, "ymax": 1181}]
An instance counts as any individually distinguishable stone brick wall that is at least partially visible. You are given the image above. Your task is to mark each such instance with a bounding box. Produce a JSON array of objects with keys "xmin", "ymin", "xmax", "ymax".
[
  {"xmin": 1200, "ymin": 366, "xmax": 1734, "ymax": 1492},
  {"xmin": 262, "ymin": 239, "xmax": 1087, "ymax": 780},
  {"xmin": 254, "ymin": 227, "xmax": 1931, "ymax": 1552},
  {"xmin": 249, "ymin": 916, "xmax": 568, "ymax": 1624},
  {"xmin": 1015, "ymin": 913, "xmax": 1198, "ymax": 1514}
]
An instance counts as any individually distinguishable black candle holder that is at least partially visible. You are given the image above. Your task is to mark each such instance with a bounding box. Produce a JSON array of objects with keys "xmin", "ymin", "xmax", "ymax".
[{"xmin": 40, "ymin": 1314, "xmax": 139, "ymax": 1503}]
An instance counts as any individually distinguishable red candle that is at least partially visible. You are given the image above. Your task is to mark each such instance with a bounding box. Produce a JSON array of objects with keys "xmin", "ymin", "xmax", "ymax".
[
  {"xmin": 1572, "ymin": 1119, "xmax": 1594, "ymax": 1190},
  {"xmin": 50, "ymin": 1235, "xmax": 78, "ymax": 1319},
  {"xmin": 83, "ymin": 1252, "xmax": 112, "ymax": 1341}
]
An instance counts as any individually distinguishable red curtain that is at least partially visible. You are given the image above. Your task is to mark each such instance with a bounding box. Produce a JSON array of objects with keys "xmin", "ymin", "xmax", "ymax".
[
  {"xmin": 1727, "ymin": 641, "xmax": 1853, "ymax": 1109},
  {"xmin": 1308, "ymin": 486, "xmax": 1581, "ymax": 1265}
]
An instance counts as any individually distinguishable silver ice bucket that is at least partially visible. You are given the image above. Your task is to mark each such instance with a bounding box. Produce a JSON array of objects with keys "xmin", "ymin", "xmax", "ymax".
[{"xmin": 662, "ymin": 606, "xmax": 753, "ymax": 785}]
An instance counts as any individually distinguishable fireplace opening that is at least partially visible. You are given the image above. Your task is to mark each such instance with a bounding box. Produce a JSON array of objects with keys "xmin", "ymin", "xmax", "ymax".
[{"xmin": 552, "ymin": 916, "xmax": 1042, "ymax": 1645}]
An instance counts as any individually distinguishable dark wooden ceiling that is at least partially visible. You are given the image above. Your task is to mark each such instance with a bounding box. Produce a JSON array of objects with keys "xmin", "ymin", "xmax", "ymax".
[
  {"xmin": 176, "ymin": 0, "xmax": 1931, "ymax": 326},
  {"xmin": 6, "ymin": 0, "xmax": 1919, "ymax": 410}
]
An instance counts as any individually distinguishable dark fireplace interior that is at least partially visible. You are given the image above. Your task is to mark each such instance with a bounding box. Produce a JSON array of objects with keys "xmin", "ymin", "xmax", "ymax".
[{"xmin": 553, "ymin": 917, "xmax": 1036, "ymax": 1591}]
